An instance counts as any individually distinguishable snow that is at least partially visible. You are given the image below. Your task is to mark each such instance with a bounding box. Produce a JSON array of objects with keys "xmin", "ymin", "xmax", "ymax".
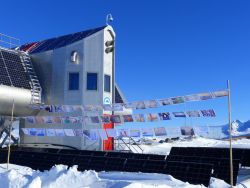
[{"xmin": 0, "ymin": 164, "xmax": 205, "ymax": 188}]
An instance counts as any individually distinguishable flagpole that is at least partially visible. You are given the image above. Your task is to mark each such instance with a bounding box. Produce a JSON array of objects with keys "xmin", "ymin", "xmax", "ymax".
[
  {"xmin": 7, "ymin": 99, "xmax": 15, "ymax": 170},
  {"xmin": 227, "ymin": 80, "xmax": 233, "ymax": 187}
]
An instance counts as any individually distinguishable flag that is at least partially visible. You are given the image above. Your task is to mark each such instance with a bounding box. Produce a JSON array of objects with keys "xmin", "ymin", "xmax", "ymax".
[
  {"xmin": 186, "ymin": 111, "xmax": 200, "ymax": 117},
  {"xmin": 36, "ymin": 128, "xmax": 46, "ymax": 136},
  {"xmin": 110, "ymin": 115, "xmax": 121, "ymax": 123},
  {"xmin": 106, "ymin": 129, "xmax": 117, "ymax": 137},
  {"xmin": 158, "ymin": 112, "xmax": 171, "ymax": 120},
  {"xmin": 159, "ymin": 98, "xmax": 173, "ymax": 106},
  {"xmin": 43, "ymin": 116, "xmax": 53, "ymax": 124},
  {"xmin": 167, "ymin": 127, "xmax": 181, "ymax": 137},
  {"xmin": 55, "ymin": 129, "xmax": 65, "ymax": 136},
  {"xmin": 64, "ymin": 129, "xmax": 75, "ymax": 136},
  {"xmin": 112, "ymin": 103, "xmax": 123, "ymax": 111},
  {"xmin": 22, "ymin": 128, "xmax": 29, "ymax": 135},
  {"xmin": 144, "ymin": 100, "xmax": 158, "ymax": 108},
  {"xmin": 61, "ymin": 116, "xmax": 71, "ymax": 124},
  {"xmin": 90, "ymin": 129, "xmax": 99, "ymax": 140},
  {"xmin": 135, "ymin": 101, "xmax": 146, "ymax": 109},
  {"xmin": 134, "ymin": 114, "xmax": 145, "ymax": 122},
  {"xmin": 201, "ymin": 109, "xmax": 216, "ymax": 117},
  {"xmin": 90, "ymin": 116, "xmax": 100, "ymax": 124},
  {"xmin": 154, "ymin": 127, "xmax": 167, "ymax": 136},
  {"xmin": 74, "ymin": 129, "xmax": 83, "ymax": 136},
  {"xmin": 173, "ymin": 112, "xmax": 186, "ymax": 118},
  {"xmin": 117, "ymin": 129, "xmax": 129, "ymax": 137},
  {"xmin": 122, "ymin": 115, "xmax": 134, "ymax": 122},
  {"xmin": 36, "ymin": 116, "xmax": 45, "ymax": 124},
  {"xmin": 146, "ymin": 113, "xmax": 158, "ymax": 122},
  {"xmin": 26, "ymin": 116, "xmax": 35, "ymax": 124},
  {"xmin": 130, "ymin": 129, "xmax": 141, "ymax": 137},
  {"xmin": 46, "ymin": 129, "xmax": 56, "ymax": 136},
  {"xmin": 29, "ymin": 128, "xmax": 37, "ymax": 136},
  {"xmin": 101, "ymin": 116, "xmax": 110, "ymax": 123},
  {"xmin": 181, "ymin": 126, "xmax": 195, "ymax": 136},
  {"xmin": 171, "ymin": 97, "xmax": 185, "ymax": 104},
  {"xmin": 103, "ymin": 104, "xmax": 112, "ymax": 111},
  {"xmin": 213, "ymin": 90, "xmax": 228, "ymax": 98},
  {"xmin": 62, "ymin": 105, "xmax": 74, "ymax": 112},
  {"xmin": 184, "ymin": 95, "xmax": 201, "ymax": 102},
  {"xmin": 198, "ymin": 93, "xmax": 213, "ymax": 100},
  {"xmin": 141, "ymin": 128, "xmax": 154, "ymax": 137},
  {"xmin": 52, "ymin": 116, "xmax": 62, "ymax": 124},
  {"xmin": 82, "ymin": 130, "xmax": 91, "ymax": 139},
  {"xmin": 72, "ymin": 105, "xmax": 83, "ymax": 112},
  {"xmin": 124, "ymin": 102, "xmax": 136, "ymax": 109}
]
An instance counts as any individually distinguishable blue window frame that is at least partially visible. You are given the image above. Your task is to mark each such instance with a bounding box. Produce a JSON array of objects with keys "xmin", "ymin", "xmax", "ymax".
[
  {"xmin": 68, "ymin": 72, "xmax": 79, "ymax": 90},
  {"xmin": 104, "ymin": 75, "xmax": 111, "ymax": 92},
  {"xmin": 87, "ymin": 73, "xmax": 97, "ymax": 90}
]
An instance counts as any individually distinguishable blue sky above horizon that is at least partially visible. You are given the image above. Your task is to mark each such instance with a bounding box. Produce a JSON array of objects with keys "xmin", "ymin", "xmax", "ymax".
[{"xmin": 1, "ymin": 0, "xmax": 250, "ymax": 124}]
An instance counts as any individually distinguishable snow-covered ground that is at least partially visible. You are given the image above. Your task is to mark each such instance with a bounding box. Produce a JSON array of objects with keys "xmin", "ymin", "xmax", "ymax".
[
  {"xmin": 0, "ymin": 164, "xmax": 232, "ymax": 188},
  {"xmin": 136, "ymin": 136, "xmax": 250, "ymax": 155}
]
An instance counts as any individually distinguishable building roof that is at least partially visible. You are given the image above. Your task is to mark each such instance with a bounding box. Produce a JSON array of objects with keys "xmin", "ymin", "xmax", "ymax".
[{"xmin": 19, "ymin": 26, "xmax": 106, "ymax": 54}]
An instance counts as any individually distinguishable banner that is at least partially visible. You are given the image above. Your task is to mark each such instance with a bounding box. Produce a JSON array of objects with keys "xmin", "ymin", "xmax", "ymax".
[
  {"xmin": 173, "ymin": 112, "xmax": 186, "ymax": 118},
  {"xmin": 90, "ymin": 116, "xmax": 100, "ymax": 124},
  {"xmin": 180, "ymin": 126, "xmax": 195, "ymax": 136},
  {"xmin": 167, "ymin": 127, "xmax": 181, "ymax": 137},
  {"xmin": 134, "ymin": 114, "xmax": 145, "ymax": 122},
  {"xmin": 117, "ymin": 129, "xmax": 129, "ymax": 137},
  {"xmin": 46, "ymin": 129, "xmax": 56, "ymax": 136},
  {"xmin": 110, "ymin": 115, "xmax": 121, "ymax": 123},
  {"xmin": 158, "ymin": 112, "xmax": 171, "ymax": 120},
  {"xmin": 144, "ymin": 100, "xmax": 158, "ymax": 108},
  {"xmin": 82, "ymin": 130, "xmax": 91, "ymax": 139},
  {"xmin": 186, "ymin": 111, "xmax": 200, "ymax": 117},
  {"xmin": 201, "ymin": 109, "xmax": 216, "ymax": 117},
  {"xmin": 122, "ymin": 115, "xmax": 134, "ymax": 122},
  {"xmin": 64, "ymin": 129, "xmax": 75, "ymax": 136},
  {"xmin": 141, "ymin": 128, "xmax": 154, "ymax": 137},
  {"xmin": 55, "ymin": 129, "xmax": 65, "ymax": 136},
  {"xmin": 146, "ymin": 113, "xmax": 158, "ymax": 122},
  {"xmin": 154, "ymin": 127, "xmax": 167, "ymax": 136},
  {"xmin": 129, "ymin": 129, "xmax": 141, "ymax": 137}
]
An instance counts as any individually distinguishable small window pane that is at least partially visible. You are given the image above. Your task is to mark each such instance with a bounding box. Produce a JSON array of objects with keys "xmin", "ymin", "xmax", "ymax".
[
  {"xmin": 87, "ymin": 73, "xmax": 97, "ymax": 90},
  {"xmin": 69, "ymin": 73, "xmax": 79, "ymax": 90},
  {"xmin": 104, "ymin": 75, "xmax": 111, "ymax": 92}
]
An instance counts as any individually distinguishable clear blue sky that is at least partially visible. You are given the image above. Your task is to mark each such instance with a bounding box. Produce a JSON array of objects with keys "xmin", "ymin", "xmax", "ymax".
[{"xmin": 1, "ymin": 0, "xmax": 250, "ymax": 124}]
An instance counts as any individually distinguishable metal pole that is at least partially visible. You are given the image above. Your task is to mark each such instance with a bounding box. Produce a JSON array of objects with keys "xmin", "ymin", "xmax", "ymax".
[
  {"xmin": 7, "ymin": 99, "xmax": 15, "ymax": 170},
  {"xmin": 227, "ymin": 80, "xmax": 233, "ymax": 187}
]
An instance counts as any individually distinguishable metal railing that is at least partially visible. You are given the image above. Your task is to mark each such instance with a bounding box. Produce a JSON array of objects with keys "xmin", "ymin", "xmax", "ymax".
[{"xmin": 0, "ymin": 33, "xmax": 20, "ymax": 48}]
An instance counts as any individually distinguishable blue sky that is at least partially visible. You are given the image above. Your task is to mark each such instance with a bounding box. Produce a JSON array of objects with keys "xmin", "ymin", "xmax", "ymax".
[{"xmin": 1, "ymin": 0, "xmax": 250, "ymax": 124}]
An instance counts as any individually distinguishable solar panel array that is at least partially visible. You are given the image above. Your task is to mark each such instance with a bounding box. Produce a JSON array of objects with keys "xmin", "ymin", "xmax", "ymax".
[
  {"xmin": 168, "ymin": 147, "xmax": 250, "ymax": 185},
  {"xmin": 0, "ymin": 147, "xmax": 213, "ymax": 187},
  {"xmin": 0, "ymin": 49, "xmax": 31, "ymax": 89},
  {"xmin": 19, "ymin": 26, "xmax": 106, "ymax": 54}
]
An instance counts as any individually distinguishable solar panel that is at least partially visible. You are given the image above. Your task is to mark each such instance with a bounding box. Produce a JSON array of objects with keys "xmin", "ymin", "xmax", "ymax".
[
  {"xmin": 166, "ymin": 161, "xmax": 213, "ymax": 187},
  {"xmin": 0, "ymin": 49, "xmax": 31, "ymax": 89},
  {"xmin": 20, "ymin": 26, "xmax": 106, "ymax": 54}
]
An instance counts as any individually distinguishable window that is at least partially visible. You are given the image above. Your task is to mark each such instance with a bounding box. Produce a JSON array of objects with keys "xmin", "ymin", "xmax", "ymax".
[
  {"xmin": 104, "ymin": 75, "xmax": 111, "ymax": 92},
  {"xmin": 68, "ymin": 73, "xmax": 79, "ymax": 90},
  {"xmin": 87, "ymin": 73, "xmax": 97, "ymax": 90}
]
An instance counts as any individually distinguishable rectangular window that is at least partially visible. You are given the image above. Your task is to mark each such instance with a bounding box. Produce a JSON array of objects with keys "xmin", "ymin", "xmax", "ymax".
[
  {"xmin": 104, "ymin": 75, "xmax": 111, "ymax": 92},
  {"xmin": 68, "ymin": 72, "xmax": 79, "ymax": 90},
  {"xmin": 87, "ymin": 73, "xmax": 97, "ymax": 90}
]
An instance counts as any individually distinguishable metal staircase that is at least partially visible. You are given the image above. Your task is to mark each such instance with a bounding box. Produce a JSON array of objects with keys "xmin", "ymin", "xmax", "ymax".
[{"xmin": 20, "ymin": 53, "xmax": 42, "ymax": 104}]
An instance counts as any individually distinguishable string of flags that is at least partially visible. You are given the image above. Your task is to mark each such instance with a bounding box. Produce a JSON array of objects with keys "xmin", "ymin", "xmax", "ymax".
[
  {"xmin": 25, "ymin": 109, "xmax": 216, "ymax": 124},
  {"xmin": 30, "ymin": 90, "xmax": 228, "ymax": 112},
  {"xmin": 21, "ymin": 126, "xmax": 209, "ymax": 140}
]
